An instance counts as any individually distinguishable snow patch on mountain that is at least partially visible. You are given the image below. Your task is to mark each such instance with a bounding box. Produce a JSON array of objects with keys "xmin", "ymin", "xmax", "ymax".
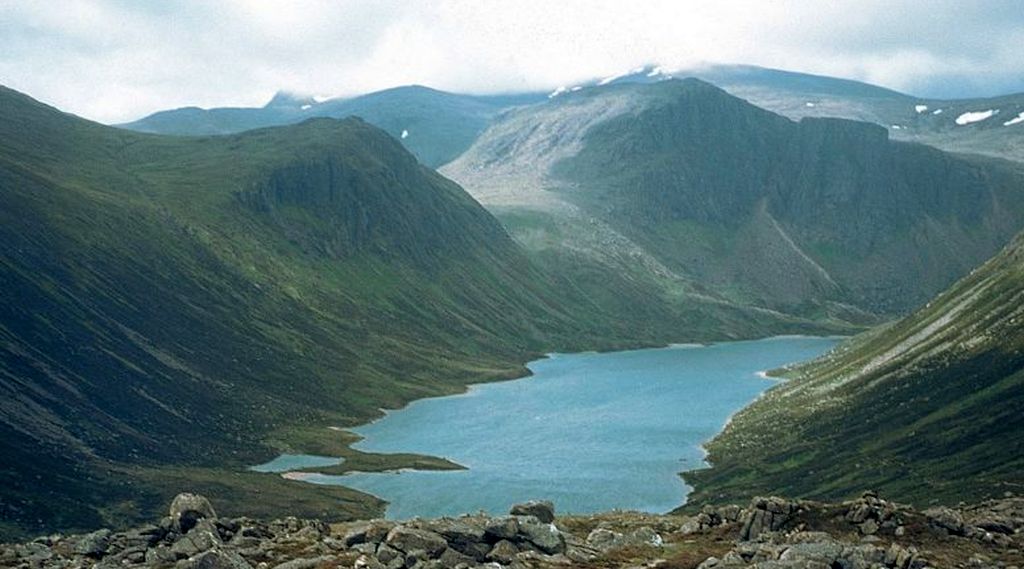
[
  {"xmin": 1003, "ymin": 112, "xmax": 1024, "ymax": 127},
  {"xmin": 955, "ymin": 110, "xmax": 997, "ymax": 125},
  {"xmin": 598, "ymin": 73, "xmax": 625, "ymax": 86}
]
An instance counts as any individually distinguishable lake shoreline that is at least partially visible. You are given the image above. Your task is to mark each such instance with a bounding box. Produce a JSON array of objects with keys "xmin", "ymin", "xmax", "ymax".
[{"xmin": 257, "ymin": 336, "xmax": 841, "ymax": 519}]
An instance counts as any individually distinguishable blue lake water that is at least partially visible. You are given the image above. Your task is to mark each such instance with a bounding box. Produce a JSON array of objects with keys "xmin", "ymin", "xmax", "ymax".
[{"xmin": 272, "ymin": 336, "xmax": 838, "ymax": 519}]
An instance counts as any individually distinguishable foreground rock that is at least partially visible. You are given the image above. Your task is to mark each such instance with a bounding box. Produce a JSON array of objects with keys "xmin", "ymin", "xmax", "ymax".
[
  {"xmin": 3, "ymin": 492, "xmax": 1024, "ymax": 569},
  {"xmin": 169, "ymin": 493, "xmax": 218, "ymax": 533},
  {"xmin": 509, "ymin": 501, "xmax": 555, "ymax": 524}
]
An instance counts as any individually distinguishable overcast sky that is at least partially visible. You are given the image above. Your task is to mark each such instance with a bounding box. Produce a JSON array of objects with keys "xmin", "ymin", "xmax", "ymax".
[{"xmin": 3, "ymin": 0, "xmax": 1023, "ymax": 124}]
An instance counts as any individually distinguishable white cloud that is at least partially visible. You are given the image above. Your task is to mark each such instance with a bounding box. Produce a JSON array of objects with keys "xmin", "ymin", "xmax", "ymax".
[{"xmin": 1, "ymin": 0, "xmax": 1022, "ymax": 123}]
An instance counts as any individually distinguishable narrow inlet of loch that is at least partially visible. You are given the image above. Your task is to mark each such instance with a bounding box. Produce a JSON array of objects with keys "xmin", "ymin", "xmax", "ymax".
[{"xmin": 267, "ymin": 336, "xmax": 838, "ymax": 519}]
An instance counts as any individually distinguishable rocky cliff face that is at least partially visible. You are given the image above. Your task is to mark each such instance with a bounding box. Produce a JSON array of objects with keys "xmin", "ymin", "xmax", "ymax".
[
  {"xmin": 446, "ymin": 79, "xmax": 1024, "ymax": 321},
  {"xmin": 6, "ymin": 492, "xmax": 1023, "ymax": 569},
  {"xmin": 236, "ymin": 118, "xmax": 512, "ymax": 263},
  {"xmin": 551, "ymin": 80, "xmax": 1024, "ymax": 315}
]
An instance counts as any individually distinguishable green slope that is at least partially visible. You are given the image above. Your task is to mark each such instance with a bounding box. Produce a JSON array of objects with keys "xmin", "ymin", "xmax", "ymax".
[{"xmin": 684, "ymin": 231, "xmax": 1024, "ymax": 508}]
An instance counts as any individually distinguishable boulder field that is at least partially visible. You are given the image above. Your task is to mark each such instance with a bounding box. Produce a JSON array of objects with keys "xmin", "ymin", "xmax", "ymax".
[{"xmin": 3, "ymin": 493, "xmax": 1024, "ymax": 569}]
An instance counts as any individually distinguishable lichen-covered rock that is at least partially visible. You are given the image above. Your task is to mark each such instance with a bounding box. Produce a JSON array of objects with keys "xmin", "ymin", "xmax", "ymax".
[
  {"xmin": 384, "ymin": 527, "xmax": 448, "ymax": 558},
  {"xmin": 586, "ymin": 528, "xmax": 622, "ymax": 549},
  {"xmin": 376, "ymin": 543, "xmax": 403, "ymax": 565},
  {"xmin": 924, "ymin": 506, "xmax": 966, "ymax": 536},
  {"xmin": 516, "ymin": 517, "xmax": 565, "ymax": 555},
  {"xmin": 740, "ymin": 497, "xmax": 801, "ymax": 541},
  {"xmin": 270, "ymin": 554, "xmax": 336, "ymax": 569},
  {"xmin": 186, "ymin": 549, "xmax": 254, "ymax": 569},
  {"xmin": 487, "ymin": 539, "xmax": 519, "ymax": 564},
  {"xmin": 422, "ymin": 518, "xmax": 486, "ymax": 558},
  {"xmin": 509, "ymin": 500, "xmax": 555, "ymax": 523},
  {"xmin": 170, "ymin": 493, "xmax": 218, "ymax": 533},
  {"xmin": 344, "ymin": 521, "xmax": 397, "ymax": 547},
  {"xmin": 355, "ymin": 553, "xmax": 385, "ymax": 569},
  {"xmin": 438, "ymin": 546, "xmax": 475, "ymax": 567},
  {"xmin": 584, "ymin": 526, "xmax": 662, "ymax": 551},
  {"xmin": 483, "ymin": 516, "xmax": 520, "ymax": 541},
  {"xmin": 73, "ymin": 528, "xmax": 110, "ymax": 558},
  {"xmin": 171, "ymin": 519, "xmax": 223, "ymax": 560}
]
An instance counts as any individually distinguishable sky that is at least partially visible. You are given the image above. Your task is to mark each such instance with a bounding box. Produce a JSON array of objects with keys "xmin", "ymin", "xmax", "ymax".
[{"xmin": 2, "ymin": 0, "xmax": 1024, "ymax": 124}]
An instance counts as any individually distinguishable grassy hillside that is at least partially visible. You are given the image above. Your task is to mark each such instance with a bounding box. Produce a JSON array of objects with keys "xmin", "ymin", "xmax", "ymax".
[
  {"xmin": 0, "ymin": 85, "xmax": 822, "ymax": 539},
  {"xmin": 684, "ymin": 231, "xmax": 1024, "ymax": 508}
]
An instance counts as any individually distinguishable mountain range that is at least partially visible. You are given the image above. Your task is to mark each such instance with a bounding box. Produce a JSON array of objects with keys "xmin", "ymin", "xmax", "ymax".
[
  {"xmin": 122, "ymin": 64, "xmax": 1024, "ymax": 165},
  {"xmin": 444, "ymin": 78, "xmax": 1024, "ymax": 320}
]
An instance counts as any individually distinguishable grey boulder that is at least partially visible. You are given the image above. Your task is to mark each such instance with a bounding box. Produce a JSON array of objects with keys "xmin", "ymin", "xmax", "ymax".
[
  {"xmin": 170, "ymin": 493, "xmax": 218, "ymax": 533},
  {"xmin": 384, "ymin": 526, "xmax": 448, "ymax": 558},
  {"xmin": 509, "ymin": 500, "xmax": 555, "ymax": 523}
]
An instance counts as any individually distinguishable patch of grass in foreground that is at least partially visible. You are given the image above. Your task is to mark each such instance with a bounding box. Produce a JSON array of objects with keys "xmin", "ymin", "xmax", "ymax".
[{"xmin": 132, "ymin": 465, "xmax": 385, "ymax": 523}]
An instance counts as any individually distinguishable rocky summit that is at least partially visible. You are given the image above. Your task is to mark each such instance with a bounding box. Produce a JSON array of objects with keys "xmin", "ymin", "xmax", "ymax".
[{"xmin": 4, "ymin": 492, "xmax": 1024, "ymax": 569}]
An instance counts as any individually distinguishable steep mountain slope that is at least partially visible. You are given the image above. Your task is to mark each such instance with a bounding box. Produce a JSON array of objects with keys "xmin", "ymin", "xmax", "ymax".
[
  {"xmin": 0, "ymin": 86, "xmax": 554, "ymax": 536},
  {"xmin": 685, "ymin": 230, "xmax": 1024, "ymax": 507},
  {"xmin": 444, "ymin": 79, "xmax": 1024, "ymax": 321},
  {"xmin": 0, "ymin": 85, "xmax": 819, "ymax": 539},
  {"xmin": 686, "ymin": 65, "xmax": 1024, "ymax": 163},
  {"xmin": 119, "ymin": 86, "xmax": 544, "ymax": 167}
]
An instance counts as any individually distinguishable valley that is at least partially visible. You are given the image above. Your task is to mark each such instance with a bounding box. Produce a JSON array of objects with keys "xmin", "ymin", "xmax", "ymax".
[
  {"xmin": 3, "ymin": 49, "xmax": 1024, "ymax": 569},
  {"xmin": 0, "ymin": 84, "xmax": 829, "ymax": 540}
]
